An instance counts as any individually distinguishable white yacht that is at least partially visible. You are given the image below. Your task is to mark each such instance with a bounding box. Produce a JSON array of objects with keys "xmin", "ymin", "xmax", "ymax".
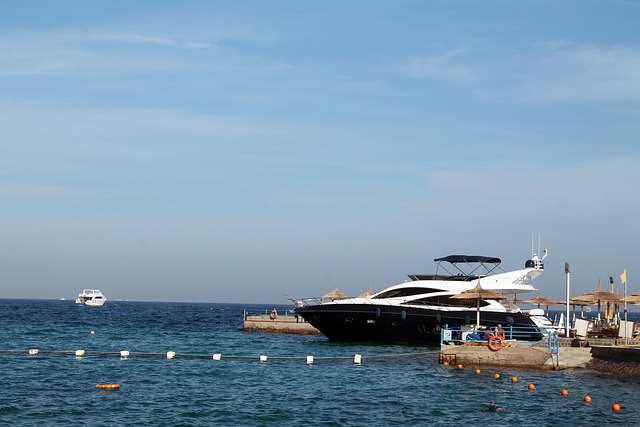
[
  {"xmin": 75, "ymin": 289, "xmax": 107, "ymax": 306},
  {"xmin": 295, "ymin": 251, "xmax": 548, "ymax": 343}
]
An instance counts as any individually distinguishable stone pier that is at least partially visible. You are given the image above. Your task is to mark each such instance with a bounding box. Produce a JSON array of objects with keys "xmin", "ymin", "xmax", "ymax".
[{"xmin": 243, "ymin": 315, "xmax": 320, "ymax": 335}]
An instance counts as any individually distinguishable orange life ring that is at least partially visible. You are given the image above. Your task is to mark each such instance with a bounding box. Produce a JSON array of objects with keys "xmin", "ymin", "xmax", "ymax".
[
  {"xmin": 488, "ymin": 335, "xmax": 504, "ymax": 351},
  {"xmin": 96, "ymin": 384, "xmax": 120, "ymax": 390},
  {"xmin": 269, "ymin": 309, "xmax": 278, "ymax": 320}
]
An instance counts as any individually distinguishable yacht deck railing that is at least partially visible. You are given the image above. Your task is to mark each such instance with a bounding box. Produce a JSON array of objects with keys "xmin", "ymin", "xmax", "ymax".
[{"xmin": 439, "ymin": 325, "xmax": 548, "ymax": 349}]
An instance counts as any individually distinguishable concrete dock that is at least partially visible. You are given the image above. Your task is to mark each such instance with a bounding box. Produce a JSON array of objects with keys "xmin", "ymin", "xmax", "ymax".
[
  {"xmin": 439, "ymin": 338, "xmax": 640, "ymax": 377},
  {"xmin": 243, "ymin": 315, "xmax": 320, "ymax": 335},
  {"xmin": 439, "ymin": 344, "xmax": 592, "ymax": 369}
]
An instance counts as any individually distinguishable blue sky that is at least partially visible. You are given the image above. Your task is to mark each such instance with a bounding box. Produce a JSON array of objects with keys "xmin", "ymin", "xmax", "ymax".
[{"xmin": 1, "ymin": 1, "xmax": 639, "ymax": 304}]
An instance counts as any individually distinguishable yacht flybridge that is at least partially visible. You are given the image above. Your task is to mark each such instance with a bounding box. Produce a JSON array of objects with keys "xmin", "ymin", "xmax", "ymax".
[{"xmin": 294, "ymin": 251, "xmax": 548, "ymax": 343}]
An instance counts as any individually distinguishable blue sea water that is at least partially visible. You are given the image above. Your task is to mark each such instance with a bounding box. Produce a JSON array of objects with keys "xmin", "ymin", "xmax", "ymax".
[{"xmin": 1, "ymin": 300, "xmax": 639, "ymax": 426}]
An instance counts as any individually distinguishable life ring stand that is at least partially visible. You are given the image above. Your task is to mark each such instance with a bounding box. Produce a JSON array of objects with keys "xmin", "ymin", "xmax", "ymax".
[
  {"xmin": 269, "ymin": 309, "xmax": 278, "ymax": 320},
  {"xmin": 488, "ymin": 335, "xmax": 504, "ymax": 351}
]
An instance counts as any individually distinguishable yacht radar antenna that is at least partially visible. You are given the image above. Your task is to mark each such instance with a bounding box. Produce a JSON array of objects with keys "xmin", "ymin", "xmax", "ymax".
[{"xmin": 531, "ymin": 233, "xmax": 547, "ymax": 261}]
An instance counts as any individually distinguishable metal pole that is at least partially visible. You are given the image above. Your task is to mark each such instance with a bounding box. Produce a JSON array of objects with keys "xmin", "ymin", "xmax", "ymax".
[
  {"xmin": 565, "ymin": 262, "xmax": 570, "ymax": 337},
  {"xmin": 624, "ymin": 271, "xmax": 628, "ymax": 346}
]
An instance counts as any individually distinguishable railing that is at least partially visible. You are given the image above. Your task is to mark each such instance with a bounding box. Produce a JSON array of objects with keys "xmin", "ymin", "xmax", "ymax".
[
  {"xmin": 548, "ymin": 330, "xmax": 560, "ymax": 367},
  {"xmin": 292, "ymin": 298, "xmax": 323, "ymax": 307},
  {"xmin": 439, "ymin": 325, "xmax": 546, "ymax": 349}
]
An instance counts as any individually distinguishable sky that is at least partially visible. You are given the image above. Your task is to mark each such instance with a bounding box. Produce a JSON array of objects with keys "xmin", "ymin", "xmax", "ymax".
[{"xmin": 1, "ymin": 1, "xmax": 639, "ymax": 304}]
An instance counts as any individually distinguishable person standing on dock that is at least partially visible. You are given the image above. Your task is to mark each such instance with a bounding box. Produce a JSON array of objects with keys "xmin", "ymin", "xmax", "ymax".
[{"xmin": 495, "ymin": 324, "xmax": 505, "ymax": 339}]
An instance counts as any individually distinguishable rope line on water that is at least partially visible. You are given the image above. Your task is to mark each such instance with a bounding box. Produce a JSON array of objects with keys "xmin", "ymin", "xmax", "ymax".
[{"xmin": 0, "ymin": 348, "xmax": 432, "ymax": 364}]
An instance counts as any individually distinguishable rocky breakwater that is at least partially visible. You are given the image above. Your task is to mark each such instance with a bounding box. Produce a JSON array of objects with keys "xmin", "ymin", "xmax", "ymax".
[{"xmin": 588, "ymin": 346, "xmax": 640, "ymax": 379}]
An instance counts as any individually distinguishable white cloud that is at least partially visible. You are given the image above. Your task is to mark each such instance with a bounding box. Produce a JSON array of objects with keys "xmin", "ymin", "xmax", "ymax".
[
  {"xmin": 88, "ymin": 33, "xmax": 215, "ymax": 50},
  {"xmin": 0, "ymin": 30, "xmax": 222, "ymax": 77}
]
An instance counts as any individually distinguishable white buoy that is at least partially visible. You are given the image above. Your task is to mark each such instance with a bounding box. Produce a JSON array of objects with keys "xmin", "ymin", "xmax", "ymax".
[
  {"xmin": 354, "ymin": 354, "xmax": 362, "ymax": 365},
  {"xmin": 213, "ymin": 354, "xmax": 222, "ymax": 360},
  {"xmin": 28, "ymin": 349, "xmax": 38, "ymax": 355},
  {"xmin": 75, "ymin": 350, "xmax": 85, "ymax": 357},
  {"xmin": 306, "ymin": 355, "xmax": 314, "ymax": 364},
  {"xmin": 120, "ymin": 350, "xmax": 130, "ymax": 358},
  {"xmin": 260, "ymin": 355, "xmax": 268, "ymax": 362},
  {"xmin": 90, "ymin": 330, "xmax": 95, "ymax": 335},
  {"xmin": 167, "ymin": 351, "xmax": 176, "ymax": 359}
]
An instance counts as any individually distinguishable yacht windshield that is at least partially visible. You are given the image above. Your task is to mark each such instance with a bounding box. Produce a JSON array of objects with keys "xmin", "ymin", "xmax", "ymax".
[
  {"xmin": 408, "ymin": 295, "xmax": 490, "ymax": 308},
  {"xmin": 373, "ymin": 287, "xmax": 440, "ymax": 299}
]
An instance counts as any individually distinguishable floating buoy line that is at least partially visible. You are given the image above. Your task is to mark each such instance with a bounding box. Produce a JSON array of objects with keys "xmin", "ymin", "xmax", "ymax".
[
  {"xmin": 0, "ymin": 348, "xmax": 432, "ymax": 365},
  {"xmin": 438, "ymin": 360, "xmax": 626, "ymax": 413},
  {"xmin": 4, "ymin": 348, "xmax": 627, "ymax": 411}
]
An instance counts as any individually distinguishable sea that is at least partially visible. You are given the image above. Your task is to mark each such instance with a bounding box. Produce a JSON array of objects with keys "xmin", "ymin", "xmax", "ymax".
[{"xmin": 1, "ymin": 299, "xmax": 639, "ymax": 426}]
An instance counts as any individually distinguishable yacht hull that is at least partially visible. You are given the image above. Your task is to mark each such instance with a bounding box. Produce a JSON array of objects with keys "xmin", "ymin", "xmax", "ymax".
[
  {"xmin": 296, "ymin": 304, "xmax": 542, "ymax": 343},
  {"xmin": 75, "ymin": 300, "xmax": 106, "ymax": 307}
]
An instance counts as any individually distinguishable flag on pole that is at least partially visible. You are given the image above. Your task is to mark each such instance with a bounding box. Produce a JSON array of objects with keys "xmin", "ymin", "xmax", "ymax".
[{"xmin": 620, "ymin": 269, "xmax": 627, "ymax": 284}]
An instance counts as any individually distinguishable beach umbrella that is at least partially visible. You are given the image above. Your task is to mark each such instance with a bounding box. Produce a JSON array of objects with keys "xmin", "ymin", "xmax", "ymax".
[
  {"xmin": 503, "ymin": 292, "xmax": 531, "ymax": 304},
  {"xmin": 559, "ymin": 297, "xmax": 592, "ymax": 323},
  {"xmin": 570, "ymin": 297, "xmax": 592, "ymax": 319},
  {"xmin": 321, "ymin": 287, "xmax": 347, "ymax": 302},
  {"xmin": 451, "ymin": 279, "xmax": 506, "ymax": 328},
  {"xmin": 525, "ymin": 292, "xmax": 559, "ymax": 315},
  {"xmin": 357, "ymin": 285, "xmax": 374, "ymax": 298},
  {"xmin": 575, "ymin": 280, "xmax": 623, "ymax": 322},
  {"xmin": 626, "ymin": 293, "xmax": 640, "ymax": 305},
  {"xmin": 559, "ymin": 297, "xmax": 592, "ymax": 307}
]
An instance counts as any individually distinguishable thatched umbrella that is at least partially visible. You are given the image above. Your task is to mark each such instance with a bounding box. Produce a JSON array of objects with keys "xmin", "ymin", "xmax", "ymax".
[
  {"xmin": 575, "ymin": 280, "xmax": 623, "ymax": 322},
  {"xmin": 321, "ymin": 287, "xmax": 347, "ymax": 302},
  {"xmin": 525, "ymin": 292, "xmax": 559, "ymax": 315},
  {"xmin": 569, "ymin": 297, "xmax": 592, "ymax": 306},
  {"xmin": 451, "ymin": 279, "xmax": 507, "ymax": 328},
  {"xmin": 503, "ymin": 292, "xmax": 530, "ymax": 305},
  {"xmin": 559, "ymin": 297, "xmax": 592, "ymax": 322},
  {"xmin": 357, "ymin": 285, "xmax": 374, "ymax": 298},
  {"xmin": 626, "ymin": 293, "xmax": 640, "ymax": 305}
]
